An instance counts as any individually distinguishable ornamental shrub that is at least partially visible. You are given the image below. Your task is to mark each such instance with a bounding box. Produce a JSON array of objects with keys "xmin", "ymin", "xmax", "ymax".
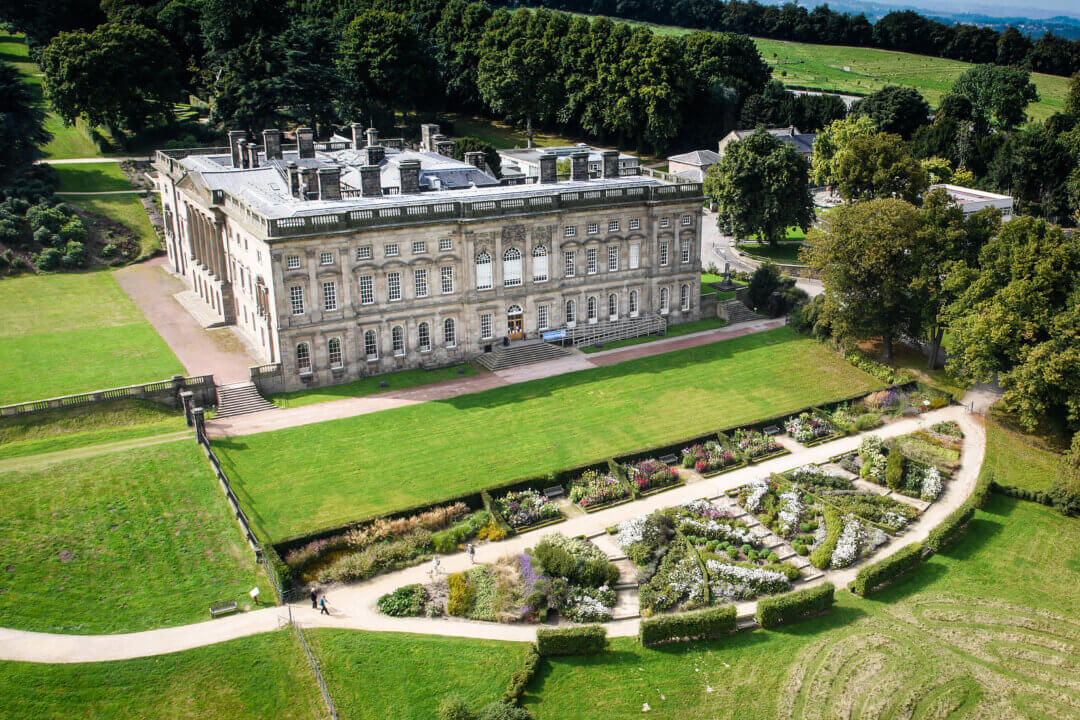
[
  {"xmin": 850, "ymin": 543, "xmax": 922, "ymax": 596},
  {"xmin": 638, "ymin": 604, "xmax": 736, "ymax": 647},
  {"xmin": 501, "ymin": 646, "xmax": 540, "ymax": 705},
  {"xmin": 33, "ymin": 226, "xmax": 57, "ymax": 247},
  {"xmin": 536, "ymin": 625, "xmax": 607, "ymax": 656},
  {"xmin": 376, "ymin": 584, "xmax": 428, "ymax": 616},
  {"xmin": 885, "ymin": 450, "xmax": 905, "ymax": 491},
  {"xmin": 61, "ymin": 240, "xmax": 86, "ymax": 268},
  {"xmin": 35, "ymin": 247, "xmax": 61, "ymax": 270},
  {"xmin": 26, "ymin": 203, "xmax": 68, "ymax": 233},
  {"xmin": 809, "ymin": 507, "xmax": 841, "ymax": 570},
  {"xmin": 854, "ymin": 413, "xmax": 883, "ymax": 431},
  {"xmin": 447, "ymin": 572, "xmax": 474, "ymax": 616},
  {"xmin": 59, "ymin": 218, "xmax": 86, "ymax": 244},
  {"xmin": 755, "ymin": 582, "xmax": 835, "ymax": 628},
  {"xmin": 475, "ymin": 702, "xmax": 533, "ymax": 720},
  {"xmin": 439, "ymin": 696, "xmax": 475, "ymax": 720}
]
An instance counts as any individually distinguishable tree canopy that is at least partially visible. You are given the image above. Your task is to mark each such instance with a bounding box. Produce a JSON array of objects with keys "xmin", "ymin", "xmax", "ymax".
[
  {"xmin": 851, "ymin": 85, "xmax": 930, "ymax": 139},
  {"xmin": 0, "ymin": 62, "xmax": 50, "ymax": 180},
  {"xmin": 950, "ymin": 65, "xmax": 1039, "ymax": 132},
  {"xmin": 810, "ymin": 114, "xmax": 877, "ymax": 189},
  {"xmin": 833, "ymin": 132, "xmax": 929, "ymax": 203}
]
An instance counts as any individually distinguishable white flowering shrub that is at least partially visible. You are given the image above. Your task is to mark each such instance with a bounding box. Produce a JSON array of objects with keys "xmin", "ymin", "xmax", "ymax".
[
  {"xmin": 830, "ymin": 515, "xmax": 866, "ymax": 568},
  {"xmin": 745, "ymin": 478, "xmax": 769, "ymax": 513},
  {"xmin": 777, "ymin": 488, "xmax": 805, "ymax": 536},
  {"xmin": 562, "ymin": 586, "xmax": 616, "ymax": 623},
  {"xmin": 706, "ymin": 560, "xmax": 790, "ymax": 600},
  {"xmin": 921, "ymin": 466, "xmax": 943, "ymax": 501},
  {"xmin": 859, "ymin": 434, "xmax": 884, "ymax": 458},
  {"xmin": 616, "ymin": 514, "xmax": 663, "ymax": 556},
  {"xmin": 678, "ymin": 517, "xmax": 758, "ymax": 546}
]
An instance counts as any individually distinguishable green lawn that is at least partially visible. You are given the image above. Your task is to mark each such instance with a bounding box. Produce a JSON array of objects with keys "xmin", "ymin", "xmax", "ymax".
[
  {"xmin": 700, "ymin": 272, "xmax": 742, "ymax": 301},
  {"xmin": 525, "ymin": 495, "xmax": 1080, "ymax": 718},
  {"xmin": 269, "ymin": 364, "xmax": 479, "ymax": 409},
  {"xmin": 309, "ymin": 630, "xmax": 532, "ymax": 720},
  {"xmin": 735, "ymin": 242, "xmax": 806, "ymax": 265},
  {"xmin": 0, "ymin": 440, "xmax": 269, "ymax": 633},
  {"xmin": 215, "ymin": 327, "xmax": 881, "ymax": 540},
  {"xmin": 54, "ymin": 162, "xmax": 133, "ymax": 192},
  {"xmin": 0, "ymin": 631, "xmax": 327, "ymax": 719},
  {"xmin": 0, "ymin": 272, "xmax": 182, "ymax": 404},
  {"xmin": 580, "ymin": 316, "xmax": 728, "ymax": 353},
  {"xmin": 65, "ymin": 194, "xmax": 161, "ymax": 258},
  {"xmin": 981, "ymin": 414, "xmax": 1063, "ymax": 493}
]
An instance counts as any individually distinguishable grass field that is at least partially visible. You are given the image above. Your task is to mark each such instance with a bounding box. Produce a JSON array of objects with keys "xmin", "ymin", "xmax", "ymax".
[
  {"xmin": 700, "ymin": 272, "xmax": 741, "ymax": 301},
  {"xmin": 524, "ymin": 494, "xmax": 1080, "ymax": 718},
  {"xmin": 54, "ymin": 162, "xmax": 134, "ymax": 192},
  {"xmin": 579, "ymin": 316, "xmax": 728, "ymax": 353},
  {"xmin": 0, "ymin": 272, "xmax": 182, "ymax": 404},
  {"xmin": 0, "ymin": 631, "xmax": 327, "ymax": 719},
  {"xmin": 981, "ymin": 413, "xmax": 1063, "ymax": 493},
  {"xmin": 0, "ymin": 440, "xmax": 268, "ymax": 633},
  {"xmin": 215, "ymin": 327, "xmax": 881, "ymax": 540},
  {"xmin": 308, "ymin": 630, "xmax": 532, "ymax": 720},
  {"xmin": 65, "ymin": 194, "xmax": 162, "ymax": 257},
  {"xmin": 269, "ymin": 364, "xmax": 478, "ymax": 409},
  {"xmin": 736, "ymin": 241, "xmax": 806, "ymax": 264}
]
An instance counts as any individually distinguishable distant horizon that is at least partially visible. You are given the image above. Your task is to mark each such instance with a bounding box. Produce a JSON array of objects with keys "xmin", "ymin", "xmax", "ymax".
[{"xmin": 770, "ymin": 0, "xmax": 1080, "ymax": 22}]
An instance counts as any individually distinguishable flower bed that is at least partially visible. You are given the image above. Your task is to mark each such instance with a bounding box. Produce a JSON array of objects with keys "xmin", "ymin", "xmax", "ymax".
[
  {"xmin": 680, "ymin": 441, "xmax": 741, "ymax": 476},
  {"xmin": 627, "ymin": 458, "xmax": 682, "ymax": 494},
  {"xmin": 903, "ymin": 460, "xmax": 944, "ymax": 501},
  {"xmin": 784, "ymin": 411, "xmax": 839, "ymax": 446},
  {"xmin": 829, "ymin": 514, "xmax": 888, "ymax": 569},
  {"xmin": 495, "ymin": 490, "xmax": 563, "ymax": 531},
  {"xmin": 568, "ymin": 470, "xmax": 631, "ymax": 512},
  {"xmin": 732, "ymin": 428, "xmax": 788, "ymax": 462}
]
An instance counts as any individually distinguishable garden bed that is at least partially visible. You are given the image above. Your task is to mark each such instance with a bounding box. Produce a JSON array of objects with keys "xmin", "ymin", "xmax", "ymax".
[
  {"xmin": 626, "ymin": 458, "xmax": 683, "ymax": 496},
  {"xmin": 569, "ymin": 469, "xmax": 632, "ymax": 512},
  {"xmin": 784, "ymin": 411, "xmax": 840, "ymax": 447},
  {"xmin": 638, "ymin": 479, "xmax": 686, "ymax": 497},
  {"xmin": 732, "ymin": 428, "xmax": 789, "ymax": 463},
  {"xmin": 494, "ymin": 490, "xmax": 565, "ymax": 533}
]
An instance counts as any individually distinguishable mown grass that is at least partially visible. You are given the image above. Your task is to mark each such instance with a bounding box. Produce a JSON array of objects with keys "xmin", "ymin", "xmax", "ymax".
[
  {"xmin": 0, "ymin": 631, "xmax": 327, "ymax": 719},
  {"xmin": 524, "ymin": 495, "xmax": 1080, "ymax": 718},
  {"xmin": 214, "ymin": 327, "xmax": 881, "ymax": 540},
  {"xmin": 54, "ymin": 162, "xmax": 133, "ymax": 192},
  {"xmin": 65, "ymin": 194, "xmax": 161, "ymax": 257},
  {"xmin": 0, "ymin": 272, "xmax": 182, "ymax": 404},
  {"xmin": 269, "ymin": 364, "xmax": 479, "ymax": 409},
  {"xmin": 735, "ymin": 242, "xmax": 805, "ymax": 264},
  {"xmin": 980, "ymin": 413, "xmax": 1063, "ymax": 493},
  {"xmin": 699, "ymin": 272, "xmax": 740, "ymax": 301},
  {"xmin": 579, "ymin": 316, "xmax": 728, "ymax": 353},
  {"xmin": 0, "ymin": 440, "xmax": 268, "ymax": 633},
  {"xmin": 308, "ymin": 630, "xmax": 532, "ymax": 720}
]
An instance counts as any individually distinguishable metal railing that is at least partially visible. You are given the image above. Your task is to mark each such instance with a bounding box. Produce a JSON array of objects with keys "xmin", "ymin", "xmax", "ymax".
[
  {"xmin": 566, "ymin": 314, "xmax": 667, "ymax": 348},
  {"xmin": 291, "ymin": 615, "xmax": 339, "ymax": 720}
]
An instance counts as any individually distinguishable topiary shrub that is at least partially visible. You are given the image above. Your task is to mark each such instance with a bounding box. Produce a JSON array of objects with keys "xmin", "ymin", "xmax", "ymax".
[
  {"xmin": 639, "ymin": 605, "xmax": 736, "ymax": 647},
  {"xmin": 61, "ymin": 240, "xmax": 86, "ymax": 268},
  {"xmin": 447, "ymin": 572, "xmax": 474, "ymax": 616},
  {"xmin": 34, "ymin": 247, "xmax": 62, "ymax": 270},
  {"xmin": 536, "ymin": 625, "xmax": 607, "ymax": 657},
  {"xmin": 924, "ymin": 502, "xmax": 974, "ymax": 553},
  {"xmin": 809, "ymin": 507, "xmax": 841, "ymax": 570},
  {"xmin": 475, "ymin": 702, "xmax": 532, "ymax": 720},
  {"xmin": 885, "ymin": 449, "xmax": 905, "ymax": 491},
  {"xmin": 501, "ymin": 646, "xmax": 540, "ymax": 705},
  {"xmin": 755, "ymin": 582, "xmax": 834, "ymax": 628},
  {"xmin": 850, "ymin": 543, "xmax": 922, "ymax": 596}
]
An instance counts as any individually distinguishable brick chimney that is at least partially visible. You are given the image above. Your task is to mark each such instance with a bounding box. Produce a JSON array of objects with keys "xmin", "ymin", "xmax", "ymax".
[
  {"xmin": 365, "ymin": 127, "xmax": 379, "ymax": 147},
  {"xmin": 434, "ymin": 138, "xmax": 455, "ymax": 157},
  {"xmin": 464, "ymin": 151, "xmax": 485, "ymax": 170},
  {"xmin": 296, "ymin": 127, "xmax": 315, "ymax": 159},
  {"xmin": 539, "ymin": 152, "xmax": 557, "ymax": 183},
  {"xmin": 246, "ymin": 143, "xmax": 260, "ymax": 169},
  {"xmin": 262, "ymin": 129, "xmax": 282, "ymax": 161},
  {"xmin": 300, "ymin": 167, "xmax": 318, "ymax": 199},
  {"xmin": 570, "ymin": 151, "xmax": 589, "ymax": 182},
  {"xmin": 365, "ymin": 145, "xmax": 385, "ymax": 166},
  {"xmin": 237, "ymin": 140, "xmax": 249, "ymax": 169},
  {"xmin": 359, "ymin": 165, "xmax": 382, "ymax": 197},
  {"xmin": 287, "ymin": 161, "xmax": 300, "ymax": 197},
  {"xmin": 398, "ymin": 160, "xmax": 421, "ymax": 194},
  {"xmin": 351, "ymin": 122, "xmax": 365, "ymax": 150},
  {"xmin": 601, "ymin": 150, "xmax": 619, "ymax": 179},
  {"xmin": 228, "ymin": 130, "xmax": 246, "ymax": 168},
  {"xmin": 318, "ymin": 167, "xmax": 341, "ymax": 200},
  {"xmin": 420, "ymin": 123, "xmax": 440, "ymax": 151}
]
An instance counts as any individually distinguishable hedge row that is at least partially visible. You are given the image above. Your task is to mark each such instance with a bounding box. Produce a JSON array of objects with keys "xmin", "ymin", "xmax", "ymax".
[
  {"xmin": 756, "ymin": 583, "xmax": 835, "ymax": 628},
  {"xmin": 501, "ymin": 646, "xmax": 541, "ymax": 705},
  {"xmin": 849, "ymin": 543, "xmax": 922, "ymax": 597},
  {"xmin": 991, "ymin": 482, "xmax": 1052, "ymax": 507},
  {"xmin": 923, "ymin": 503, "xmax": 974, "ymax": 554},
  {"xmin": 536, "ymin": 625, "xmax": 608, "ymax": 657},
  {"xmin": 809, "ymin": 506, "xmax": 841, "ymax": 570},
  {"xmin": 639, "ymin": 605, "xmax": 736, "ymax": 647}
]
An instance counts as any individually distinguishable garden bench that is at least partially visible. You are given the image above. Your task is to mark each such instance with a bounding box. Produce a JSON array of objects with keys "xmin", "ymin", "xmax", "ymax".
[
  {"xmin": 543, "ymin": 485, "xmax": 565, "ymax": 499},
  {"xmin": 209, "ymin": 600, "xmax": 238, "ymax": 618},
  {"xmin": 659, "ymin": 454, "xmax": 679, "ymax": 466},
  {"xmin": 763, "ymin": 425, "xmax": 781, "ymax": 437}
]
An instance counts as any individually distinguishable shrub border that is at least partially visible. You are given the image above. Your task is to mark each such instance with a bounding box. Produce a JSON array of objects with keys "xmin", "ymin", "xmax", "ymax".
[
  {"xmin": 639, "ymin": 605, "xmax": 737, "ymax": 647},
  {"xmin": 576, "ymin": 495, "xmax": 635, "ymax": 514},
  {"xmin": 700, "ymin": 461, "xmax": 746, "ymax": 477},
  {"xmin": 746, "ymin": 447, "xmax": 792, "ymax": 464},
  {"xmin": 637, "ymin": 479, "xmax": 686, "ymax": 497},
  {"xmin": 800, "ymin": 432, "xmax": 844, "ymax": 448}
]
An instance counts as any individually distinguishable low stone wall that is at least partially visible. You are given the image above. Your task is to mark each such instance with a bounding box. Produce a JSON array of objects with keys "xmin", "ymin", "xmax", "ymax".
[
  {"xmin": 249, "ymin": 363, "xmax": 286, "ymax": 396},
  {"xmin": 0, "ymin": 374, "xmax": 217, "ymax": 418}
]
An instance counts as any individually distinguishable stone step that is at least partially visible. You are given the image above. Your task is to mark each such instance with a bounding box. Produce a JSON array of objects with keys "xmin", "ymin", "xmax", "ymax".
[
  {"xmin": 214, "ymin": 382, "xmax": 276, "ymax": 418},
  {"xmin": 475, "ymin": 341, "xmax": 570, "ymax": 371},
  {"xmin": 720, "ymin": 299, "xmax": 764, "ymax": 326}
]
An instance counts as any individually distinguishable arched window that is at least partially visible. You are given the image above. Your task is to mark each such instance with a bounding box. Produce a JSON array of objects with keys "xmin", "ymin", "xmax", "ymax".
[
  {"xmin": 532, "ymin": 245, "xmax": 549, "ymax": 282},
  {"xmin": 418, "ymin": 322, "xmax": 431, "ymax": 352},
  {"xmin": 629, "ymin": 290, "xmax": 639, "ymax": 317},
  {"xmin": 296, "ymin": 342, "xmax": 311, "ymax": 372},
  {"xmin": 680, "ymin": 284, "xmax": 691, "ymax": 311},
  {"xmin": 587, "ymin": 296, "xmax": 598, "ymax": 323},
  {"xmin": 476, "ymin": 252, "xmax": 492, "ymax": 290},
  {"xmin": 503, "ymin": 247, "xmax": 522, "ymax": 287},
  {"xmin": 444, "ymin": 318, "xmax": 457, "ymax": 347},
  {"xmin": 660, "ymin": 288, "xmax": 669, "ymax": 314},
  {"xmin": 328, "ymin": 337, "xmax": 342, "ymax": 368},
  {"xmin": 565, "ymin": 299, "xmax": 576, "ymax": 326},
  {"xmin": 608, "ymin": 293, "xmax": 618, "ymax": 321},
  {"xmin": 392, "ymin": 325, "xmax": 405, "ymax": 356},
  {"xmin": 364, "ymin": 330, "xmax": 378, "ymax": 359}
]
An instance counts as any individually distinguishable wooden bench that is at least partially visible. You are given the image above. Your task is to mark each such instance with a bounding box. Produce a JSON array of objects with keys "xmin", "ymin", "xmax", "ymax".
[
  {"xmin": 659, "ymin": 454, "xmax": 679, "ymax": 466},
  {"xmin": 209, "ymin": 600, "xmax": 238, "ymax": 618},
  {"xmin": 543, "ymin": 485, "xmax": 565, "ymax": 499},
  {"xmin": 763, "ymin": 425, "xmax": 781, "ymax": 437}
]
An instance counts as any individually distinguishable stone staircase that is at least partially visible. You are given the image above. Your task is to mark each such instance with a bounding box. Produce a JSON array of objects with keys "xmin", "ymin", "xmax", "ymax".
[
  {"xmin": 475, "ymin": 340, "xmax": 570, "ymax": 371},
  {"xmin": 214, "ymin": 381, "xmax": 277, "ymax": 419},
  {"xmin": 720, "ymin": 299, "xmax": 764, "ymax": 325}
]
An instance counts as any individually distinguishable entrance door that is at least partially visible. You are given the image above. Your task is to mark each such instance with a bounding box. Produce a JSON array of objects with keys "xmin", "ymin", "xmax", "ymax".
[{"xmin": 507, "ymin": 305, "xmax": 524, "ymax": 340}]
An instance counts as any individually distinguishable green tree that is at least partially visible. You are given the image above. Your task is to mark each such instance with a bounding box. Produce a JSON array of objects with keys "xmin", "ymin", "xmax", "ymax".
[
  {"xmin": 0, "ymin": 62, "xmax": 51, "ymax": 181},
  {"xmin": 834, "ymin": 132, "xmax": 929, "ymax": 203},
  {"xmin": 452, "ymin": 137, "xmax": 501, "ymax": 179},
  {"xmin": 339, "ymin": 9, "xmax": 434, "ymax": 114},
  {"xmin": 810, "ymin": 114, "xmax": 877, "ymax": 188},
  {"xmin": 950, "ymin": 64, "xmax": 1039, "ymax": 132},
  {"xmin": 747, "ymin": 261, "xmax": 781, "ymax": 311},
  {"xmin": 1066, "ymin": 73, "xmax": 1080, "ymax": 117},
  {"xmin": 802, "ymin": 198, "xmax": 922, "ymax": 359},
  {"xmin": 40, "ymin": 23, "xmax": 180, "ymax": 134},
  {"xmin": 209, "ymin": 30, "xmax": 281, "ymax": 134},
  {"xmin": 1048, "ymin": 433, "xmax": 1080, "ymax": 516},
  {"xmin": 272, "ymin": 18, "xmax": 342, "ymax": 135},
  {"xmin": 704, "ymin": 128, "xmax": 814, "ymax": 247},
  {"xmin": 432, "ymin": 0, "xmax": 492, "ymax": 108},
  {"xmin": 851, "ymin": 85, "xmax": 930, "ymax": 139}
]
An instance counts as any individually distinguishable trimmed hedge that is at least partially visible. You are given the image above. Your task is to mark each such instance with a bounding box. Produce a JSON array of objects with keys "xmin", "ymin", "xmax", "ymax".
[
  {"xmin": 536, "ymin": 625, "xmax": 608, "ymax": 656},
  {"xmin": 639, "ymin": 605, "xmax": 737, "ymax": 647},
  {"xmin": 809, "ymin": 506, "xmax": 841, "ymax": 570},
  {"xmin": 850, "ymin": 543, "xmax": 922, "ymax": 597},
  {"xmin": 756, "ymin": 582, "xmax": 835, "ymax": 628},
  {"xmin": 991, "ymin": 481, "xmax": 1052, "ymax": 507},
  {"xmin": 923, "ymin": 503, "xmax": 975, "ymax": 554},
  {"xmin": 501, "ymin": 645, "xmax": 541, "ymax": 705}
]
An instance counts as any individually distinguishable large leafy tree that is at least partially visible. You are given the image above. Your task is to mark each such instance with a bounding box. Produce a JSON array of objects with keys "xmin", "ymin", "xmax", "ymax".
[
  {"xmin": 339, "ymin": 9, "xmax": 435, "ymax": 115},
  {"xmin": 0, "ymin": 0, "xmax": 102, "ymax": 48},
  {"xmin": 802, "ymin": 198, "xmax": 922, "ymax": 359},
  {"xmin": 851, "ymin": 85, "xmax": 930, "ymax": 139},
  {"xmin": 209, "ymin": 29, "xmax": 281, "ymax": 134},
  {"xmin": 40, "ymin": 22, "xmax": 181, "ymax": 133},
  {"xmin": 810, "ymin": 114, "xmax": 877, "ymax": 188},
  {"xmin": 834, "ymin": 132, "xmax": 929, "ymax": 203},
  {"xmin": 0, "ymin": 61, "xmax": 51, "ymax": 180},
  {"xmin": 272, "ymin": 18, "xmax": 342, "ymax": 135},
  {"xmin": 432, "ymin": 0, "xmax": 492, "ymax": 108},
  {"xmin": 704, "ymin": 128, "xmax": 814, "ymax": 248},
  {"xmin": 943, "ymin": 216, "xmax": 1080, "ymax": 430},
  {"xmin": 950, "ymin": 64, "xmax": 1039, "ymax": 132}
]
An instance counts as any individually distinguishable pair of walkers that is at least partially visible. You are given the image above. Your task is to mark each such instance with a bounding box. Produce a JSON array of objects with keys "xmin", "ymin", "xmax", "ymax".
[{"xmin": 309, "ymin": 587, "xmax": 330, "ymax": 615}]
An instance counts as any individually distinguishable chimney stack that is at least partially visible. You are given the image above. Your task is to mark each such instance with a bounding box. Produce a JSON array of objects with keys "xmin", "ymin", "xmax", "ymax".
[
  {"xmin": 365, "ymin": 145, "xmax": 385, "ymax": 166},
  {"xmin": 601, "ymin": 150, "xmax": 619, "ymax": 179},
  {"xmin": 300, "ymin": 167, "xmax": 318, "ymax": 199},
  {"xmin": 287, "ymin": 161, "xmax": 300, "ymax": 197},
  {"xmin": 296, "ymin": 127, "xmax": 315, "ymax": 159},
  {"xmin": 420, "ymin": 123, "xmax": 440, "ymax": 151},
  {"xmin": 317, "ymin": 167, "xmax": 341, "ymax": 200},
  {"xmin": 237, "ymin": 140, "xmax": 249, "ymax": 169},
  {"xmin": 365, "ymin": 127, "xmax": 379, "ymax": 147},
  {"xmin": 434, "ymin": 137, "xmax": 455, "ymax": 157},
  {"xmin": 398, "ymin": 160, "xmax": 421, "ymax": 194},
  {"xmin": 464, "ymin": 151, "xmax": 485, "ymax": 170},
  {"xmin": 539, "ymin": 152, "xmax": 557, "ymax": 184},
  {"xmin": 262, "ymin": 129, "xmax": 282, "ymax": 161},
  {"xmin": 351, "ymin": 122, "xmax": 365, "ymax": 150},
  {"xmin": 246, "ymin": 143, "xmax": 260, "ymax": 169},
  {"xmin": 228, "ymin": 130, "xmax": 246, "ymax": 168},
  {"xmin": 359, "ymin": 165, "xmax": 382, "ymax": 197},
  {"xmin": 570, "ymin": 151, "xmax": 589, "ymax": 182}
]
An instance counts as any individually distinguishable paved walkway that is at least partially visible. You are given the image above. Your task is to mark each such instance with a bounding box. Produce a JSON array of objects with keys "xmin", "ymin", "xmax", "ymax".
[
  {"xmin": 113, "ymin": 258, "xmax": 254, "ymax": 384},
  {"xmin": 0, "ymin": 406, "xmax": 982, "ymax": 662}
]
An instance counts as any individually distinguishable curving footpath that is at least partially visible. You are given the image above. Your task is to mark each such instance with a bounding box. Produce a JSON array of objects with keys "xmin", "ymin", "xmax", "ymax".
[{"xmin": 0, "ymin": 406, "xmax": 983, "ymax": 663}]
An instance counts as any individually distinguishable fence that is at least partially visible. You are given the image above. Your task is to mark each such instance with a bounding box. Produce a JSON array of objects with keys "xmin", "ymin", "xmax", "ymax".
[
  {"xmin": 290, "ymin": 613, "xmax": 339, "ymax": 720},
  {"xmin": 0, "ymin": 374, "xmax": 216, "ymax": 418}
]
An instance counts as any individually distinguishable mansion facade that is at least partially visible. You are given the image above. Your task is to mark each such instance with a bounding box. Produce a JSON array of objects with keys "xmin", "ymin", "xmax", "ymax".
[{"xmin": 153, "ymin": 125, "xmax": 704, "ymax": 392}]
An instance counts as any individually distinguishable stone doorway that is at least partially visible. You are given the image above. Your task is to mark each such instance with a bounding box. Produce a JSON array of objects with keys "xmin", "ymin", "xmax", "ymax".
[{"xmin": 507, "ymin": 304, "xmax": 524, "ymax": 340}]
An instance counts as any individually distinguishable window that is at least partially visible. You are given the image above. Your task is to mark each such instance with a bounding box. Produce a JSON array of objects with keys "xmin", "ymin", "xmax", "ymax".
[
  {"xmin": 608, "ymin": 292, "xmax": 618, "ymax": 321},
  {"xmin": 414, "ymin": 268, "xmax": 428, "ymax": 298},
  {"xmin": 564, "ymin": 225, "xmax": 576, "ymax": 238},
  {"xmin": 418, "ymin": 322, "xmax": 431, "ymax": 352},
  {"xmin": 586, "ymin": 248, "xmax": 598, "ymax": 274},
  {"xmin": 328, "ymin": 337, "xmax": 342, "ymax": 368},
  {"xmin": 289, "ymin": 285, "xmax": 304, "ymax": 315},
  {"xmin": 565, "ymin": 299, "xmax": 576, "ymax": 326},
  {"xmin": 503, "ymin": 247, "xmax": 522, "ymax": 287},
  {"xmin": 441, "ymin": 266, "xmax": 454, "ymax": 294},
  {"xmin": 660, "ymin": 288, "xmax": 670, "ymax": 314},
  {"xmin": 438, "ymin": 238, "xmax": 453, "ymax": 253},
  {"xmin": 412, "ymin": 241, "xmax": 427, "ymax": 255},
  {"xmin": 587, "ymin": 296, "xmax": 598, "ymax": 323},
  {"xmin": 384, "ymin": 243, "xmax": 399, "ymax": 257},
  {"xmin": 358, "ymin": 275, "xmax": 374, "ymax": 305},
  {"xmin": 387, "ymin": 272, "xmax": 402, "ymax": 301},
  {"xmin": 608, "ymin": 220, "xmax": 619, "ymax": 232},
  {"xmin": 608, "ymin": 246, "xmax": 619, "ymax": 272},
  {"xmin": 659, "ymin": 241, "xmax": 669, "ymax": 266},
  {"xmin": 681, "ymin": 239, "xmax": 691, "ymax": 264},
  {"xmin": 682, "ymin": 214, "xmax": 692, "ymax": 226},
  {"xmin": 660, "ymin": 217, "xmax": 670, "ymax": 228},
  {"xmin": 630, "ymin": 243, "xmax": 640, "ymax": 269},
  {"xmin": 320, "ymin": 251, "xmax": 334, "ymax": 266},
  {"xmin": 681, "ymin": 283, "xmax": 691, "ymax": 311},
  {"xmin": 296, "ymin": 342, "xmax": 311, "ymax": 372},
  {"xmin": 476, "ymin": 252, "xmax": 493, "ymax": 290},
  {"xmin": 630, "ymin": 290, "xmax": 639, "ymax": 317},
  {"xmin": 392, "ymin": 326, "xmax": 405, "ymax": 356},
  {"xmin": 538, "ymin": 304, "xmax": 549, "ymax": 331},
  {"xmin": 532, "ymin": 245, "xmax": 548, "ymax": 282},
  {"xmin": 629, "ymin": 218, "xmax": 640, "ymax": 231},
  {"xmin": 563, "ymin": 250, "xmax": 575, "ymax": 278},
  {"xmin": 587, "ymin": 222, "xmax": 598, "ymax": 235},
  {"xmin": 444, "ymin": 318, "xmax": 456, "ymax": 347},
  {"xmin": 355, "ymin": 245, "xmax": 372, "ymax": 261},
  {"xmin": 480, "ymin": 313, "xmax": 493, "ymax": 340},
  {"xmin": 322, "ymin": 281, "xmax": 338, "ymax": 311},
  {"xmin": 364, "ymin": 329, "xmax": 378, "ymax": 359},
  {"xmin": 286, "ymin": 255, "xmax": 300, "ymax": 270}
]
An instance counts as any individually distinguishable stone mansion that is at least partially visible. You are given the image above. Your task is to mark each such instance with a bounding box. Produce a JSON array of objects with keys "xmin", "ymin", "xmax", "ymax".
[{"xmin": 153, "ymin": 124, "xmax": 704, "ymax": 392}]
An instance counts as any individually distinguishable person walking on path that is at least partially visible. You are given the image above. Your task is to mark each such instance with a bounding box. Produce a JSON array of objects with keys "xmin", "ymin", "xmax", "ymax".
[
  {"xmin": 319, "ymin": 597, "xmax": 330, "ymax": 616},
  {"xmin": 310, "ymin": 587, "xmax": 318, "ymax": 609},
  {"xmin": 430, "ymin": 554, "xmax": 441, "ymax": 580},
  {"xmin": 467, "ymin": 543, "xmax": 476, "ymax": 564}
]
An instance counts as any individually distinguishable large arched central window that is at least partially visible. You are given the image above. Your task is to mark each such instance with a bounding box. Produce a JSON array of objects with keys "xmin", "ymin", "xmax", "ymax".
[
  {"xmin": 532, "ymin": 245, "xmax": 548, "ymax": 282},
  {"xmin": 476, "ymin": 252, "xmax": 492, "ymax": 290},
  {"xmin": 328, "ymin": 337, "xmax": 342, "ymax": 368},
  {"xmin": 444, "ymin": 317, "xmax": 457, "ymax": 347},
  {"xmin": 503, "ymin": 247, "xmax": 522, "ymax": 287}
]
